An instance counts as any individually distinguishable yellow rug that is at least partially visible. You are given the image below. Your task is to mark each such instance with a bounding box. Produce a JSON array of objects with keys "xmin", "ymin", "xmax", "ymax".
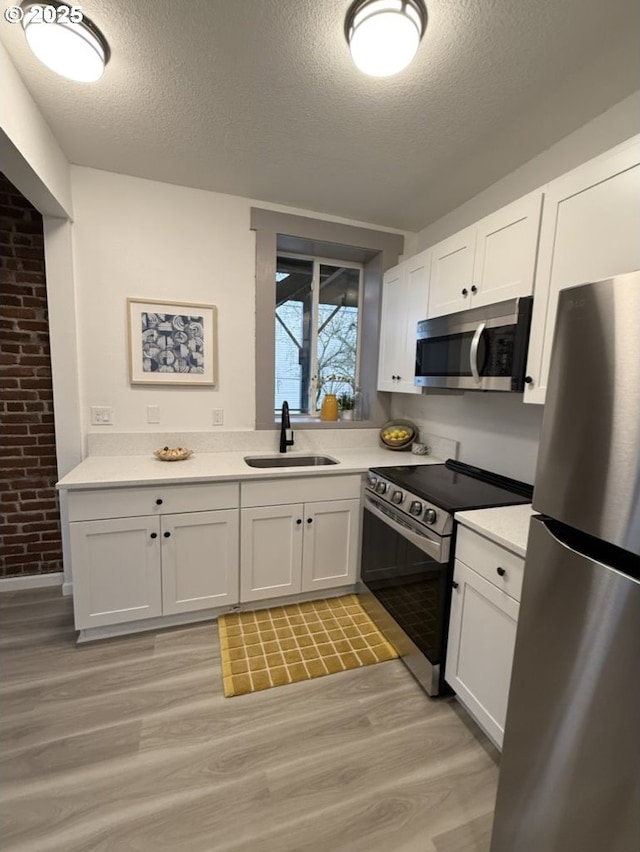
[{"xmin": 218, "ymin": 595, "xmax": 398, "ymax": 697}]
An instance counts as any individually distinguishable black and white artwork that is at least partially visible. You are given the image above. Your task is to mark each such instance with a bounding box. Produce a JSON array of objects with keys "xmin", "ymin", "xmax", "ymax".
[
  {"xmin": 141, "ymin": 311, "xmax": 205, "ymax": 374},
  {"xmin": 127, "ymin": 299, "xmax": 217, "ymax": 385}
]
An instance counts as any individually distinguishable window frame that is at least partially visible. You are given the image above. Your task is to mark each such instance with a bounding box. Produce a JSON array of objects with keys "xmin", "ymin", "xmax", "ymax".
[{"xmin": 250, "ymin": 207, "xmax": 404, "ymax": 430}]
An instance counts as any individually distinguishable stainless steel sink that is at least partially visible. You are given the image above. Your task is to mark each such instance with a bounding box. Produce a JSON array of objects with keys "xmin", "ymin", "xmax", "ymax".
[{"xmin": 244, "ymin": 454, "xmax": 339, "ymax": 468}]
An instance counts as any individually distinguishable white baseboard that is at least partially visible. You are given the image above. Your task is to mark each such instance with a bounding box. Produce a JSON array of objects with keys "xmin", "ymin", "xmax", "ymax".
[
  {"xmin": 62, "ymin": 582, "xmax": 73, "ymax": 597},
  {"xmin": 0, "ymin": 572, "xmax": 64, "ymax": 592}
]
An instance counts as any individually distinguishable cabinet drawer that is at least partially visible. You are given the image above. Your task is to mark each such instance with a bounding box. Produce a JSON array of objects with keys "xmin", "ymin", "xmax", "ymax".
[
  {"xmin": 241, "ymin": 475, "xmax": 361, "ymax": 508},
  {"xmin": 68, "ymin": 482, "xmax": 239, "ymax": 522},
  {"xmin": 455, "ymin": 524, "xmax": 524, "ymax": 601}
]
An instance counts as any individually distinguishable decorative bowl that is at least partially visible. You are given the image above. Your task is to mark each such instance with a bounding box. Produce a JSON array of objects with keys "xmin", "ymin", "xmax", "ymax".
[
  {"xmin": 379, "ymin": 419, "xmax": 418, "ymax": 451},
  {"xmin": 154, "ymin": 446, "xmax": 193, "ymax": 462}
]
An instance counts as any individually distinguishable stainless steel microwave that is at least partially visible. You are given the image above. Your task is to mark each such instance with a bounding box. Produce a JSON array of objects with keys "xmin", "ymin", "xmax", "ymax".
[{"xmin": 415, "ymin": 296, "xmax": 533, "ymax": 392}]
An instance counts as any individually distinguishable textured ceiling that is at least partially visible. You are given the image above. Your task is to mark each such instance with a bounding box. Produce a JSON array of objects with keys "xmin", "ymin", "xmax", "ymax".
[{"xmin": 1, "ymin": 0, "xmax": 639, "ymax": 231}]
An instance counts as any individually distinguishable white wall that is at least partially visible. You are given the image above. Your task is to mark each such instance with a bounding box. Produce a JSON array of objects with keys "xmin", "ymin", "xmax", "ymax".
[
  {"xmin": 71, "ymin": 167, "xmax": 257, "ymax": 435},
  {"xmin": 70, "ymin": 166, "xmax": 409, "ymax": 441},
  {"xmin": 0, "ymin": 42, "xmax": 72, "ymax": 217},
  {"xmin": 392, "ymin": 393, "xmax": 544, "ymax": 484}
]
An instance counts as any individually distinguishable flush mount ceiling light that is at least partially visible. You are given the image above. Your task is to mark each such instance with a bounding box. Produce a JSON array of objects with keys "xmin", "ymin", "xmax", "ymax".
[
  {"xmin": 345, "ymin": 0, "xmax": 427, "ymax": 77},
  {"xmin": 20, "ymin": 0, "xmax": 110, "ymax": 82}
]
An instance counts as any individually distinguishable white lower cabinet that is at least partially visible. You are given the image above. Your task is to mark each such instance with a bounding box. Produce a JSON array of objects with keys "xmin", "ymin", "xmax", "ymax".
[
  {"xmin": 240, "ymin": 498, "xmax": 360, "ymax": 602},
  {"xmin": 68, "ymin": 483, "xmax": 240, "ymax": 631},
  {"xmin": 445, "ymin": 526, "xmax": 524, "ymax": 750},
  {"xmin": 161, "ymin": 509, "xmax": 239, "ymax": 615},
  {"xmin": 240, "ymin": 503, "xmax": 303, "ymax": 601},
  {"xmin": 239, "ymin": 475, "xmax": 362, "ymax": 603},
  {"xmin": 301, "ymin": 499, "xmax": 360, "ymax": 593},
  {"xmin": 68, "ymin": 475, "xmax": 361, "ymax": 633},
  {"xmin": 70, "ymin": 516, "xmax": 163, "ymax": 629}
]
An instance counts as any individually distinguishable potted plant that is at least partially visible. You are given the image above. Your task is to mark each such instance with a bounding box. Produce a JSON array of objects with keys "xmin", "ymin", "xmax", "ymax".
[{"xmin": 338, "ymin": 392, "xmax": 355, "ymax": 420}]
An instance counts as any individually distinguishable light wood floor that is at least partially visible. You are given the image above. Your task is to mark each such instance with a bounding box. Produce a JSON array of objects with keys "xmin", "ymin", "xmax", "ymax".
[{"xmin": 1, "ymin": 587, "xmax": 499, "ymax": 852}]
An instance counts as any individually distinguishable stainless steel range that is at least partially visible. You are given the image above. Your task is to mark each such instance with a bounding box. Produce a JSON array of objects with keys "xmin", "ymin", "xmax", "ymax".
[{"xmin": 359, "ymin": 460, "xmax": 532, "ymax": 696}]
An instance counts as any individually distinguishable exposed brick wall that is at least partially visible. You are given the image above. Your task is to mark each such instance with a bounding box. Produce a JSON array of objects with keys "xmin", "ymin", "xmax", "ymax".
[{"xmin": 0, "ymin": 172, "xmax": 62, "ymax": 578}]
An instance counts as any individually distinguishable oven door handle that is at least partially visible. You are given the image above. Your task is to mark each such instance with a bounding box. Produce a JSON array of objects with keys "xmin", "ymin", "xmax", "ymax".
[
  {"xmin": 470, "ymin": 321, "xmax": 486, "ymax": 382},
  {"xmin": 364, "ymin": 495, "xmax": 449, "ymax": 563}
]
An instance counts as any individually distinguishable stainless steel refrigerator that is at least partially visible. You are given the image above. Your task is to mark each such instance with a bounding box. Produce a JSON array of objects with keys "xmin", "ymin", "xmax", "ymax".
[{"xmin": 490, "ymin": 272, "xmax": 640, "ymax": 852}]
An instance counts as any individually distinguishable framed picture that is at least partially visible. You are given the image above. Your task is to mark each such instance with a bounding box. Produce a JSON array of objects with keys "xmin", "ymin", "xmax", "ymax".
[{"xmin": 127, "ymin": 298, "xmax": 217, "ymax": 386}]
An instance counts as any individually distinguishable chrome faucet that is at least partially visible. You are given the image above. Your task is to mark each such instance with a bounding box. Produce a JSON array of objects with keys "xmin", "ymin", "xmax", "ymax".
[{"xmin": 279, "ymin": 401, "xmax": 294, "ymax": 453}]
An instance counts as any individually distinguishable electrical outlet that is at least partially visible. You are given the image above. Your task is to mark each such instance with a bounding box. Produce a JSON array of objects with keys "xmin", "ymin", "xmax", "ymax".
[
  {"xmin": 147, "ymin": 405, "xmax": 160, "ymax": 424},
  {"xmin": 91, "ymin": 406, "xmax": 113, "ymax": 425},
  {"xmin": 212, "ymin": 409, "xmax": 224, "ymax": 426}
]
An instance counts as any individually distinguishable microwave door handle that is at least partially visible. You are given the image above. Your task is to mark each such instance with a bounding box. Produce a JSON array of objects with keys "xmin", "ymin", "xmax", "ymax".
[{"xmin": 470, "ymin": 321, "xmax": 486, "ymax": 382}]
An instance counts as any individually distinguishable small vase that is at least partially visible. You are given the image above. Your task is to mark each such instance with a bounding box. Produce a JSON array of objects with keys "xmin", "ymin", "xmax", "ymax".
[
  {"xmin": 341, "ymin": 410, "xmax": 353, "ymax": 421},
  {"xmin": 320, "ymin": 393, "xmax": 339, "ymax": 421}
]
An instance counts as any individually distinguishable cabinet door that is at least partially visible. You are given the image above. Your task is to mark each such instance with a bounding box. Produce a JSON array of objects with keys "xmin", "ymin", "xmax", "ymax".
[
  {"xmin": 70, "ymin": 517, "xmax": 162, "ymax": 629},
  {"xmin": 301, "ymin": 498, "xmax": 360, "ymax": 593},
  {"xmin": 524, "ymin": 138, "xmax": 640, "ymax": 404},
  {"xmin": 240, "ymin": 504, "xmax": 303, "ymax": 602},
  {"xmin": 427, "ymin": 225, "xmax": 476, "ymax": 318},
  {"xmin": 377, "ymin": 264, "xmax": 405, "ymax": 391},
  {"xmin": 161, "ymin": 510, "xmax": 239, "ymax": 615},
  {"xmin": 471, "ymin": 190, "xmax": 542, "ymax": 308},
  {"xmin": 445, "ymin": 559, "xmax": 519, "ymax": 750},
  {"xmin": 397, "ymin": 250, "xmax": 430, "ymax": 394}
]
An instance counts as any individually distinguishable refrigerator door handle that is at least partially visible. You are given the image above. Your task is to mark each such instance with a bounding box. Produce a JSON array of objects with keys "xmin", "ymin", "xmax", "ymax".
[{"xmin": 470, "ymin": 321, "xmax": 486, "ymax": 382}]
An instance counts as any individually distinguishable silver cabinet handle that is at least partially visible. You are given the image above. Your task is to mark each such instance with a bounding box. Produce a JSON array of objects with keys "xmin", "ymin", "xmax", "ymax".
[{"xmin": 470, "ymin": 321, "xmax": 486, "ymax": 382}]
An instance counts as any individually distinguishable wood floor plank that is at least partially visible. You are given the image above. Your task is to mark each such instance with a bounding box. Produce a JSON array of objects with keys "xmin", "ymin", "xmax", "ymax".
[
  {"xmin": 0, "ymin": 587, "xmax": 499, "ymax": 852},
  {"xmin": 0, "ymin": 594, "xmax": 72, "ymax": 624},
  {"xmin": 0, "ymin": 631, "xmax": 157, "ymax": 688},
  {"xmin": 1, "ymin": 645, "xmax": 219, "ymax": 712},
  {"xmin": 224, "ymin": 755, "xmax": 497, "ymax": 852},
  {"xmin": 432, "ymin": 811, "xmax": 495, "ymax": 852},
  {"xmin": 0, "ymin": 587, "xmax": 63, "ymax": 608},
  {"xmin": 1, "ymin": 720, "xmax": 143, "ymax": 782}
]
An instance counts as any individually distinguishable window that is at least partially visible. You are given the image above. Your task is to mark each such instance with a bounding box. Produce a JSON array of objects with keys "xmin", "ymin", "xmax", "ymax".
[
  {"xmin": 275, "ymin": 255, "xmax": 362, "ymax": 414},
  {"xmin": 250, "ymin": 207, "xmax": 403, "ymax": 429}
]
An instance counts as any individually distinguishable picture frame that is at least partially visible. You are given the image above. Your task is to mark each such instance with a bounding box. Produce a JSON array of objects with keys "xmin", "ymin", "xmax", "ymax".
[{"xmin": 127, "ymin": 298, "xmax": 218, "ymax": 386}]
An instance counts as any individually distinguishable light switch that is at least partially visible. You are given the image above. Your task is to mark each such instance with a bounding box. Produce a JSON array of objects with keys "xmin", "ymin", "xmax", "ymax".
[
  {"xmin": 91, "ymin": 406, "xmax": 113, "ymax": 425},
  {"xmin": 147, "ymin": 405, "xmax": 160, "ymax": 424},
  {"xmin": 212, "ymin": 409, "xmax": 224, "ymax": 426}
]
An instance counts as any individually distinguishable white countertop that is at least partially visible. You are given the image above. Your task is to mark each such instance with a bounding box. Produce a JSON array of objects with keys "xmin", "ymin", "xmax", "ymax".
[
  {"xmin": 57, "ymin": 447, "xmax": 442, "ymax": 490},
  {"xmin": 454, "ymin": 504, "xmax": 535, "ymax": 558}
]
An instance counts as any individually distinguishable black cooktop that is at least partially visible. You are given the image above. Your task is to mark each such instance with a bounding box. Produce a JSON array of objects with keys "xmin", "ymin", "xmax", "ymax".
[{"xmin": 370, "ymin": 459, "xmax": 533, "ymax": 513}]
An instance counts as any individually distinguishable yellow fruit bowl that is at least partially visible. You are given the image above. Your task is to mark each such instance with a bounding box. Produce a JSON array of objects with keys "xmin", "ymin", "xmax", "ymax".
[
  {"xmin": 379, "ymin": 420, "xmax": 417, "ymax": 451},
  {"xmin": 154, "ymin": 446, "xmax": 193, "ymax": 462}
]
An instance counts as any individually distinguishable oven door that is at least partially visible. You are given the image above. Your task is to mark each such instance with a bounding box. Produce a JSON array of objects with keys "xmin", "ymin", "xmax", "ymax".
[{"xmin": 359, "ymin": 491, "xmax": 452, "ymax": 695}]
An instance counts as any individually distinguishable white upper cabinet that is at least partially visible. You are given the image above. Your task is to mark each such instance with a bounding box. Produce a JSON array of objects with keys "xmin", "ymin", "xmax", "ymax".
[
  {"xmin": 524, "ymin": 137, "xmax": 640, "ymax": 404},
  {"xmin": 377, "ymin": 249, "xmax": 430, "ymax": 394},
  {"xmin": 428, "ymin": 225, "xmax": 476, "ymax": 317},
  {"xmin": 377, "ymin": 264, "xmax": 404, "ymax": 392},
  {"xmin": 472, "ymin": 191, "xmax": 543, "ymax": 308},
  {"xmin": 428, "ymin": 191, "xmax": 543, "ymax": 318}
]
